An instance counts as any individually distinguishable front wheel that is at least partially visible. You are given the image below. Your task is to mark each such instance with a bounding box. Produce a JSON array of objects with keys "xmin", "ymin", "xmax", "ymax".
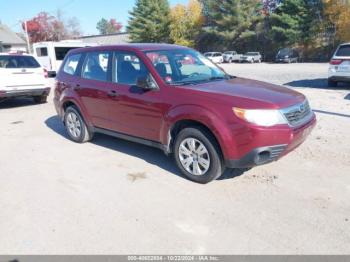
[
  {"xmin": 64, "ymin": 106, "xmax": 93, "ymax": 143},
  {"xmin": 174, "ymin": 127, "xmax": 225, "ymax": 184}
]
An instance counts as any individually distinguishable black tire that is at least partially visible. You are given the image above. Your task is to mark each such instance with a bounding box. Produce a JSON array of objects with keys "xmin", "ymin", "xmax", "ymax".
[
  {"xmin": 64, "ymin": 106, "xmax": 93, "ymax": 143},
  {"xmin": 33, "ymin": 95, "xmax": 47, "ymax": 104},
  {"xmin": 174, "ymin": 127, "xmax": 225, "ymax": 184},
  {"xmin": 328, "ymin": 79, "xmax": 338, "ymax": 87}
]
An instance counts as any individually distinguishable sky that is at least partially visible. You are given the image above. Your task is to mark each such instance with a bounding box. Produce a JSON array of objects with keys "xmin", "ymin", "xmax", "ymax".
[{"xmin": 0, "ymin": 0, "xmax": 188, "ymax": 35}]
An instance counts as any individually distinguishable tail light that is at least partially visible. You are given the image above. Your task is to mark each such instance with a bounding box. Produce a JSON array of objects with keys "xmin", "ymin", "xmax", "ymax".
[
  {"xmin": 43, "ymin": 68, "xmax": 48, "ymax": 78},
  {"xmin": 330, "ymin": 59, "xmax": 343, "ymax": 65}
]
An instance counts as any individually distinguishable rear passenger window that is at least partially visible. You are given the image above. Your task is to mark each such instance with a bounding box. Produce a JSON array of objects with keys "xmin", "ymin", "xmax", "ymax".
[
  {"xmin": 63, "ymin": 54, "xmax": 81, "ymax": 75},
  {"xmin": 113, "ymin": 52, "xmax": 149, "ymax": 85},
  {"xmin": 82, "ymin": 52, "xmax": 110, "ymax": 82}
]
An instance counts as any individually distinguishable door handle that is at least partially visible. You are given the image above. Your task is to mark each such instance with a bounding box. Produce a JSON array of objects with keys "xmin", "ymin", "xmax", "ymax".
[{"xmin": 108, "ymin": 90, "xmax": 119, "ymax": 97}]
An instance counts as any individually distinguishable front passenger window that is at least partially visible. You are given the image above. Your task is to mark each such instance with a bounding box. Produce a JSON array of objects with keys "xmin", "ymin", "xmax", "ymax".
[
  {"xmin": 82, "ymin": 52, "xmax": 110, "ymax": 81},
  {"xmin": 113, "ymin": 52, "xmax": 149, "ymax": 85}
]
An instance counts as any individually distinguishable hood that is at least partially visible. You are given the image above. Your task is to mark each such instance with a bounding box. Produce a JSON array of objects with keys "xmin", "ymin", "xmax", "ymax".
[{"xmin": 181, "ymin": 77, "xmax": 305, "ymax": 109}]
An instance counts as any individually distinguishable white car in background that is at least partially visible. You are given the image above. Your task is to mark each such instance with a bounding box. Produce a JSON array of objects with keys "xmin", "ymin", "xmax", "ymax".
[
  {"xmin": 204, "ymin": 52, "xmax": 224, "ymax": 64},
  {"xmin": 328, "ymin": 43, "xmax": 350, "ymax": 87},
  {"xmin": 33, "ymin": 41, "xmax": 96, "ymax": 77},
  {"xmin": 240, "ymin": 52, "xmax": 262, "ymax": 63},
  {"xmin": 0, "ymin": 53, "xmax": 50, "ymax": 103},
  {"xmin": 223, "ymin": 51, "xmax": 242, "ymax": 63}
]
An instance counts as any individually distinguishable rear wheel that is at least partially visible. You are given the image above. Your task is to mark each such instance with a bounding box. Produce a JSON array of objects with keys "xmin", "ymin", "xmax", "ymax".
[
  {"xmin": 174, "ymin": 127, "xmax": 225, "ymax": 184},
  {"xmin": 33, "ymin": 95, "xmax": 47, "ymax": 104},
  {"xmin": 64, "ymin": 106, "xmax": 93, "ymax": 143},
  {"xmin": 328, "ymin": 79, "xmax": 338, "ymax": 87}
]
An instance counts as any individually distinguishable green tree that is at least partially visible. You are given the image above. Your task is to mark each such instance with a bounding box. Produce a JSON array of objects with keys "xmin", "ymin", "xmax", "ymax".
[
  {"xmin": 269, "ymin": 0, "xmax": 318, "ymax": 48},
  {"xmin": 203, "ymin": 0, "xmax": 262, "ymax": 49},
  {"xmin": 127, "ymin": 0, "xmax": 171, "ymax": 43},
  {"xmin": 97, "ymin": 18, "xmax": 109, "ymax": 35}
]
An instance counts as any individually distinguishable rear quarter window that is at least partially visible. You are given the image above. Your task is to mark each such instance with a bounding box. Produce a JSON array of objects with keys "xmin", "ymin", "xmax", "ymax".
[
  {"xmin": 336, "ymin": 45, "xmax": 350, "ymax": 57},
  {"xmin": 63, "ymin": 53, "xmax": 82, "ymax": 75}
]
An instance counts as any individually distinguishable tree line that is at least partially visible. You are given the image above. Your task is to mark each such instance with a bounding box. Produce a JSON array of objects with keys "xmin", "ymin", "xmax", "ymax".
[
  {"xmin": 127, "ymin": 0, "xmax": 350, "ymax": 61},
  {"xmin": 22, "ymin": 0, "xmax": 350, "ymax": 61}
]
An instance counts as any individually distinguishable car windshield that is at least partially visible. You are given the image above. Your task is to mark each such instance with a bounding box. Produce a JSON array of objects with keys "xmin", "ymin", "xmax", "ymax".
[
  {"xmin": 278, "ymin": 49, "xmax": 290, "ymax": 56},
  {"xmin": 336, "ymin": 45, "xmax": 350, "ymax": 57},
  {"xmin": 145, "ymin": 49, "xmax": 228, "ymax": 85},
  {"xmin": 0, "ymin": 55, "xmax": 41, "ymax": 68}
]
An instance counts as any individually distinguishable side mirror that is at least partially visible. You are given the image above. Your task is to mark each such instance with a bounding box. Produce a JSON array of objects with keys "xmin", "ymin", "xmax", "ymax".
[{"xmin": 136, "ymin": 75, "xmax": 158, "ymax": 90}]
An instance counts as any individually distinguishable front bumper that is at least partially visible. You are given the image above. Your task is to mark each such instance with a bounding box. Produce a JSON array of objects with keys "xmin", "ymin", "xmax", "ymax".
[
  {"xmin": 225, "ymin": 115, "xmax": 316, "ymax": 168},
  {"xmin": 276, "ymin": 58, "xmax": 289, "ymax": 63},
  {"xmin": 240, "ymin": 58, "xmax": 253, "ymax": 63},
  {"xmin": 0, "ymin": 88, "xmax": 51, "ymax": 98}
]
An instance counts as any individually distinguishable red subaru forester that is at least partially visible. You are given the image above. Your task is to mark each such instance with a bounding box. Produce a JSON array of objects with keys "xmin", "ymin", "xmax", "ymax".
[{"xmin": 54, "ymin": 44, "xmax": 316, "ymax": 183}]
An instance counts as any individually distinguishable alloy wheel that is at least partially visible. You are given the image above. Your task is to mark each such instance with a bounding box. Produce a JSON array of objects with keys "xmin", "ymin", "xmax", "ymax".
[
  {"xmin": 66, "ymin": 112, "xmax": 82, "ymax": 138},
  {"xmin": 178, "ymin": 138, "xmax": 211, "ymax": 176}
]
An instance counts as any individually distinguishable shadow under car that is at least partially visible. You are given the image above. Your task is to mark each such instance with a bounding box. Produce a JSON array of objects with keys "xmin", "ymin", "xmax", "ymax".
[{"xmin": 45, "ymin": 115, "xmax": 247, "ymax": 182}]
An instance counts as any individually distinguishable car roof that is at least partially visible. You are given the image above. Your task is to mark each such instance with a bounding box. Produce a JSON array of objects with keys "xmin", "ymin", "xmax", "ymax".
[
  {"xmin": 69, "ymin": 43, "xmax": 189, "ymax": 54},
  {"xmin": 339, "ymin": 43, "xmax": 350, "ymax": 46}
]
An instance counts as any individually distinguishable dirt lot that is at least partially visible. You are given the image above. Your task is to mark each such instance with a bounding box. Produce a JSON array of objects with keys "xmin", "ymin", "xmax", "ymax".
[{"xmin": 0, "ymin": 63, "xmax": 349, "ymax": 254}]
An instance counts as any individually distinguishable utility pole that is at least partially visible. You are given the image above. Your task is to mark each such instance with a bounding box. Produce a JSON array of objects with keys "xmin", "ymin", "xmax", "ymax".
[{"xmin": 23, "ymin": 20, "xmax": 31, "ymax": 54}]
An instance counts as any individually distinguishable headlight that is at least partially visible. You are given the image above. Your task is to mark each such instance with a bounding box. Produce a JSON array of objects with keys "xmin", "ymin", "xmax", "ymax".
[
  {"xmin": 285, "ymin": 55, "xmax": 289, "ymax": 58},
  {"xmin": 233, "ymin": 107, "xmax": 287, "ymax": 127}
]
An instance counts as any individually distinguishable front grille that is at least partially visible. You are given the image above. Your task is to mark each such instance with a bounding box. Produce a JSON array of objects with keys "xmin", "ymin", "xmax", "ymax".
[{"xmin": 282, "ymin": 100, "xmax": 312, "ymax": 127}]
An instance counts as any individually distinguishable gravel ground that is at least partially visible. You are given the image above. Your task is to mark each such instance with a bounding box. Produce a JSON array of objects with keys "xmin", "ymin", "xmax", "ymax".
[{"xmin": 0, "ymin": 63, "xmax": 349, "ymax": 254}]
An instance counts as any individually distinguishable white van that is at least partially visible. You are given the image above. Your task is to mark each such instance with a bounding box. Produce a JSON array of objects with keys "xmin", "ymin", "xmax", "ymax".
[{"xmin": 33, "ymin": 41, "xmax": 96, "ymax": 76}]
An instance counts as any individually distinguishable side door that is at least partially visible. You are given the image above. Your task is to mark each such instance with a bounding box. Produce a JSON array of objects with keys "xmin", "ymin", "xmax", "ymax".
[
  {"xmin": 107, "ymin": 51, "xmax": 164, "ymax": 142},
  {"xmin": 77, "ymin": 51, "xmax": 116, "ymax": 130}
]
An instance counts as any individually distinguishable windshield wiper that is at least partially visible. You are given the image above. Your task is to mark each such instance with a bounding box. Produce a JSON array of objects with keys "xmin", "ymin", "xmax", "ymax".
[
  {"xmin": 208, "ymin": 76, "xmax": 228, "ymax": 80},
  {"xmin": 170, "ymin": 75, "xmax": 233, "ymax": 86},
  {"xmin": 170, "ymin": 81, "xmax": 197, "ymax": 86}
]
